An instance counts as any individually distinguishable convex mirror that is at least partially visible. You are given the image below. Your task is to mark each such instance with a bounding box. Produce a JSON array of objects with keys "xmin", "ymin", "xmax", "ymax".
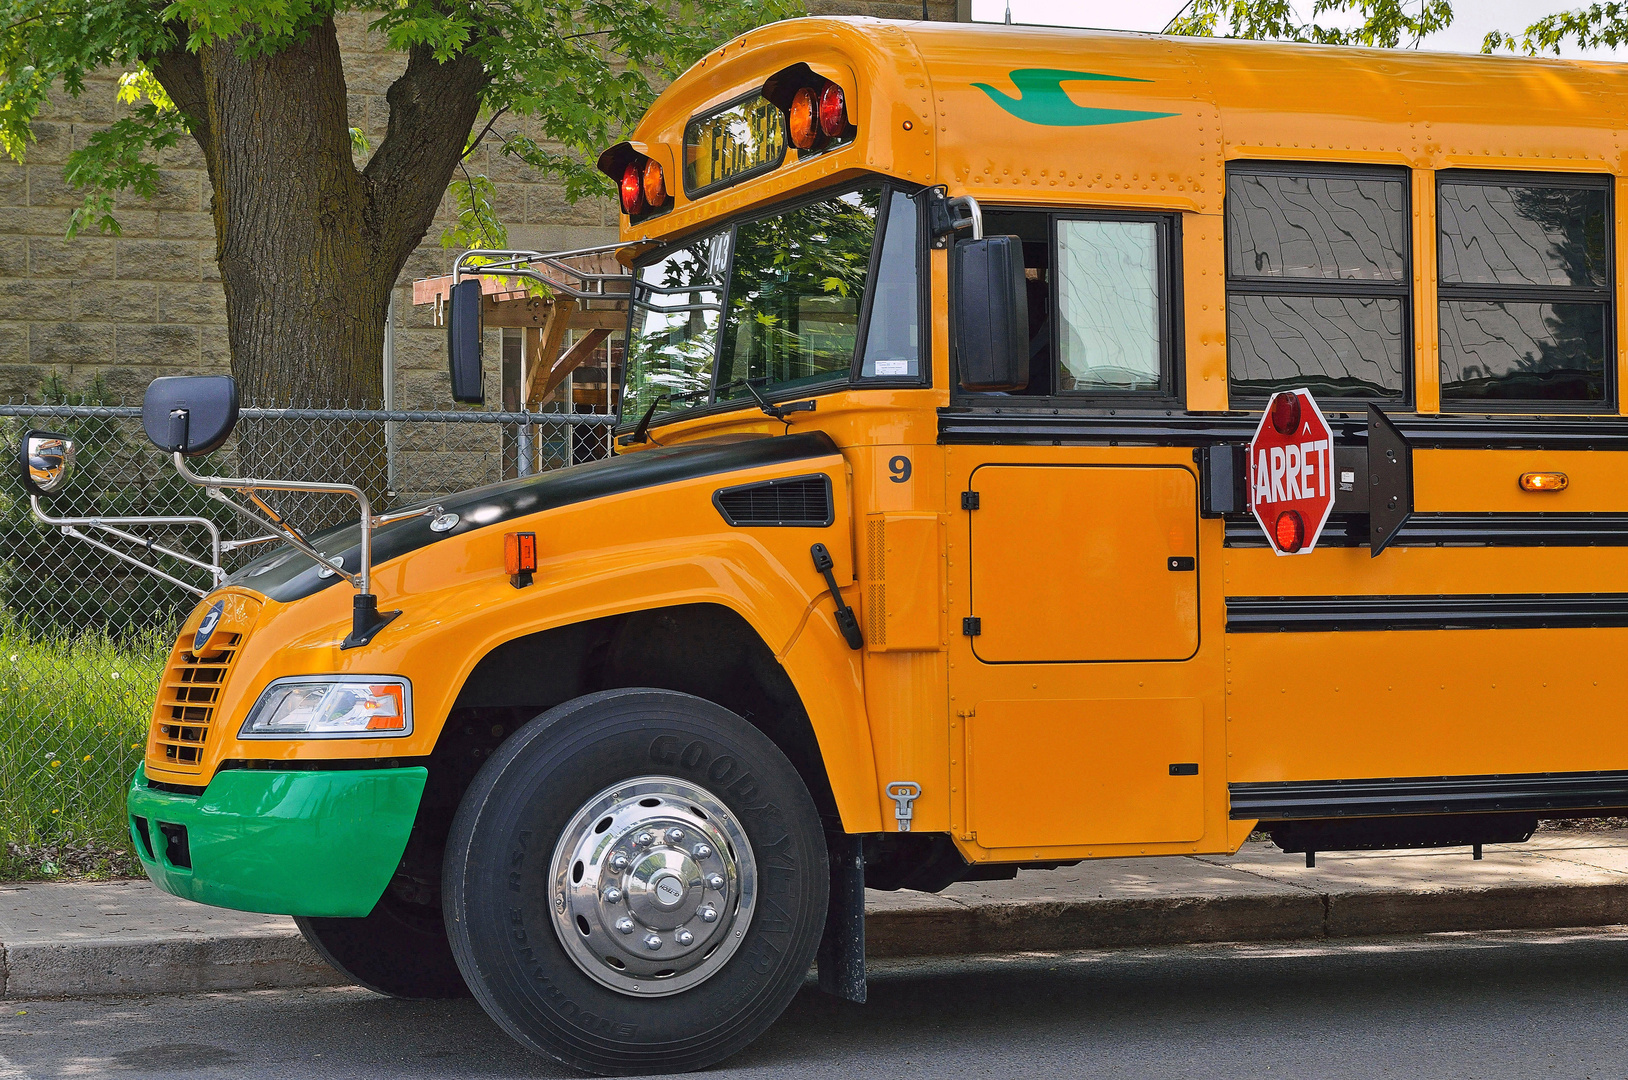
[
  {"xmin": 953, "ymin": 235, "xmax": 1030, "ymax": 392},
  {"xmin": 142, "ymin": 375, "xmax": 240, "ymax": 456},
  {"xmin": 19, "ymin": 430, "xmax": 75, "ymax": 497}
]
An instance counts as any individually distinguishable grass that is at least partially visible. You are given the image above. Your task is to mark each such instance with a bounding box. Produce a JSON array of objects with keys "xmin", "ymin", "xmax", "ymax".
[{"xmin": 0, "ymin": 617, "xmax": 168, "ymax": 880}]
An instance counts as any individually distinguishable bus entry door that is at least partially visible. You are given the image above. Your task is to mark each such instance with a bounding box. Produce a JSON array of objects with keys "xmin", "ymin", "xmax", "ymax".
[{"xmin": 956, "ymin": 463, "xmax": 1204, "ymax": 851}]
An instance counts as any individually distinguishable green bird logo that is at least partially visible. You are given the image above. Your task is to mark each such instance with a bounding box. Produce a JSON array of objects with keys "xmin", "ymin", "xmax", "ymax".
[{"xmin": 972, "ymin": 68, "xmax": 1178, "ymax": 127}]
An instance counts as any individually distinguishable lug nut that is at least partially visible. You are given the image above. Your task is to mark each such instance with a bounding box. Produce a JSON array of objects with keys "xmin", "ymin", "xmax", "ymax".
[
  {"xmin": 643, "ymin": 934, "xmax": 663, "ymax": 951},
  {"xmin": 608, "ymin": 852, "xmax": 629, "ymax": 871},
  {"xmin": 699, "ymin": 905, "xmax": 718, "ymax": 923},
  {"xmin": 615, "ymin": 917, "xmax": 635, "ymax": 934},
  {"xmin": 602, "ymin": 886, "xmax": 623, "ymax": 904},
  {"xmin": 692, "ymin": 843, "xmax": 712, "ymax": 858},
  {"xmin": 675, "ymin": 928, "xmax": 694, "ymax": 946},
  {"xmin": 635, "ymin": 831, "xmax": 654, "ymax": 846},
  {"xmin": 666, "ymin": 828, "xmax": 685, "ymax": 843},
  {"xmin": 705, "ymin": 873, "xmax": 725, "ymax": 890}
]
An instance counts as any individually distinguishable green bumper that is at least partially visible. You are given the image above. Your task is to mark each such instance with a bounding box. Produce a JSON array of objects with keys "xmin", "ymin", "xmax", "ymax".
[{"xmin": 127, "ymin": 764, "xmax": 427, "ymax": 917}]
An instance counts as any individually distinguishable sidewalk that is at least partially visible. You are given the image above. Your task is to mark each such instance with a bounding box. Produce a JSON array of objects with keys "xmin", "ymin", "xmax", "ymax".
[{"xmin": 5, "ymin": 830, "xmax": 1628, "ymax": 998}]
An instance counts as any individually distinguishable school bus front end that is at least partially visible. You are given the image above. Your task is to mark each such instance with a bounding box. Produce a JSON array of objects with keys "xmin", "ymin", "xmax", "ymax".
[{"xmin": 95, "ymin": 16, "xmax": 1628, "ymax": 1076}]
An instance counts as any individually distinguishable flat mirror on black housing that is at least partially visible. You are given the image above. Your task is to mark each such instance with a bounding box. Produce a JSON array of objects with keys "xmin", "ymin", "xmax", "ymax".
[
  {"xmin": 142, "ymin": 375, "xmax": 240, "ymax": 456},
  {"xmin": 18, "ymin": 430, "xmax": 75, "ymax": 497},
  {"xmin": 953, "ymin": 235, "xmax": 1029, "ymax": 392},
  {"xmin": 447, "ymin": 278, "xmax": 485, "ymax": 404}
]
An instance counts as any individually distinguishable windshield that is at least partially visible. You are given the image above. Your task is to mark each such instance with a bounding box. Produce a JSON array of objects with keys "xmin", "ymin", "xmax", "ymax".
[{"xmin": 623, "ymin": 184, "xmax": 920, "ymax": 426}]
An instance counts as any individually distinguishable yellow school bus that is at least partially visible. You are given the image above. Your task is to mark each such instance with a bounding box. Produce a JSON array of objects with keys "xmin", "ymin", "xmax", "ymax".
[{"xmin": 39, "ymin": 15, "xmax": 1628, "ymax": 1076}]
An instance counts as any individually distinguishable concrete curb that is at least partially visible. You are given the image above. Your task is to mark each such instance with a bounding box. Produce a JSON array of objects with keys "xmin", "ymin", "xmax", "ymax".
[
  {"xmin": 6, "ymin": 882, "xmax": 1628, "ymax": 998},
  {"xmin": 2, "ymin": 932, "xmax": 344, "ymax": 999},
  {"xmin": 866, "ymin": 882, "xmax": 1628, "ymax": 959}
]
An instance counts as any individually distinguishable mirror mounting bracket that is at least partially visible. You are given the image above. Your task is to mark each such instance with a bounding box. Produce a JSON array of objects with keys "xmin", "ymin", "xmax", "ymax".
[{"xmin": 926, "ymin": 187, "xmax": 984, "ymax": 248}]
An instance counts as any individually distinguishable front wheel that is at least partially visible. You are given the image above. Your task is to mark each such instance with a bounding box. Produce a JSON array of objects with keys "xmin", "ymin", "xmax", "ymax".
[{"xmin": 443, "ymin": 688, "xmax": 829, "ymax": 1076}]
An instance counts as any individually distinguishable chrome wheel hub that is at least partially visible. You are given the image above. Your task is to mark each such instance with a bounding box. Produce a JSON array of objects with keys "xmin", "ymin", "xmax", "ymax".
[{"xmin": 549, "ymin": 776, "xmax": 756, "ymax": 996}]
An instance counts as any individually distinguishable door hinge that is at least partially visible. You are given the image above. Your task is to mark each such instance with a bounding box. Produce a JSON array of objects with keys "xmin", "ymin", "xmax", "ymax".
[
  {"xmin": 962, "ymin": 616, "xmax": 981, "ymax": 636},
  {"xmin": 961, "ymin": 490, "xmax": 980, "ymax": 510}
]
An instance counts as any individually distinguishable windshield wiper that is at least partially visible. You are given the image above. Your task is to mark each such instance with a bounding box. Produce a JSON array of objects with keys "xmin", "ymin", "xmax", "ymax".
[
  {"xmin": 626, "ymin": 387, "xmax": 710, "ymax": 445},
  {"xmin": 718, "ymin": 378, "xmax": 817, "ymax": 422}
]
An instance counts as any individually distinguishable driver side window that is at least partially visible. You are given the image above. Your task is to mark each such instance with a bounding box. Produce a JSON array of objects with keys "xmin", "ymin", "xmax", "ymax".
[{"xmin": 971, "ymin": 209, "xmax": 1180, "ymax": 402}]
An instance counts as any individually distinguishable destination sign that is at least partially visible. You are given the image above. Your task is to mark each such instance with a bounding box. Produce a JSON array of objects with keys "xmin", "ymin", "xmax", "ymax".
[{"xmin": 683, "ymin": 94, "xmax": 787, "ymax": 195}]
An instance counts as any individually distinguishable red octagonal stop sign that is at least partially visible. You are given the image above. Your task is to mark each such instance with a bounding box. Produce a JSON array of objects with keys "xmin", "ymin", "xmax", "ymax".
[{"xmin": 1249, "ymin": 388, "xmax": 1335, "ymax": 555}]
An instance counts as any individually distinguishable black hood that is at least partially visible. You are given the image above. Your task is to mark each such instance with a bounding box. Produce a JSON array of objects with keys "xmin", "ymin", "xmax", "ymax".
[{"xmin": 227, "ymin": 431, "xmax": 841, "ymax": 604}]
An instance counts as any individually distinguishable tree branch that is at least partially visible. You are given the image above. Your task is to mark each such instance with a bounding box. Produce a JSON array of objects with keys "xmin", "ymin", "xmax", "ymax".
[
  {"xmin": 365, "ymin": 41, "xmax": 489, "ymax": 274},
  {"xmin": 148, "ymin": 37, "xmax": 214, "ymax": 165}
]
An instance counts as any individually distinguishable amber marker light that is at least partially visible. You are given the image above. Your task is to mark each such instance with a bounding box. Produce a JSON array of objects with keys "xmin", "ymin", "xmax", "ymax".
[
  {"xmin": 1274, "ymin": 509, "xmax": 1306, "ymax": 553},
  {"xmin": 642, "ymin": 159, "xmax": 666, "ymax": 208},
  {"xmin": 506, "ymin": 530, "xmax": 537, "ymax": 588},
  {"xmin": 1520, "ymin": 471, "xmax": 1569, "ymax": 492},
  {"xmin": 364, "ymin": 685, "xmax": 407, "ymax": 731},
  {"xmin": 789, "ymin": 86, "xmax": 819, "ymax": 150},
  {"xmin": 620, "ymin": 162, "xmax": 646, "ymax": 216}
]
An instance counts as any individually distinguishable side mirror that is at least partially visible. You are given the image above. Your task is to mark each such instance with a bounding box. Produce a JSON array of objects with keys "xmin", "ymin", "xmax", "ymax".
[
  {"xmin": 19, "ymin": 430, "xmax": 75, "ymax": 497},
  {"xmin": 953, "ymin": 235, "xmax": 1030, "ymax": 392},
  {"xmin": 447, "ymin": 278, "xmax": 485, "ymax": 404},
  {"xmin": 142, "ymin": 375, "xmax": 240, "ymax": 456}
]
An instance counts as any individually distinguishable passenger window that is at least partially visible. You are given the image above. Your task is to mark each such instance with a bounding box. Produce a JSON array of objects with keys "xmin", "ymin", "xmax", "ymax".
[
  {"xmin": 1056, "ymin": 219, "xmax": 1163, "ymax": 393},
  {"xmin": 858, "ymin": 189, "xmax": 922, "ymax": 380},
  {"xmin": 1225, "ymin": 165, "xmax": 1410, "ymax": 403},
  {"xmin": 1438, "ymin": 173, "xmax": 1612, "ymax": 408},
  {"xmin": 718, "ymin": 188, "xmax": 880, "ymax": 399}
]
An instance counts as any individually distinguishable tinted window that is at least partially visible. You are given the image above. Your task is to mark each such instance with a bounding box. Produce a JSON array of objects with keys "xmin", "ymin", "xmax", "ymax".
[
  {"xmin": 1228, "ymin": 173, "xmax": 1407, "ymax": 282},
  {"xmin": 1226, "ymin": 165, "xmax": 1410, "ymax": 402},
  {"xmin": 1056, "ymin": 219, "xmax": 1162, "ymax": 393},
  {"xmin": 717, "ymin": 188, "xmax": 880, "ymax": 400},
  {"xmin": 1438, "ymin": 174, "xmax": 1612, "ymax": 409},
  {"xmin": 859, "ymin": 190, "xmax": 922, "ymax": 379},
  {"xmin": 1228, "ymin": 295, "xmax": 1405, "ymax": 400},
  {"xmin": 1439, "ymin": 183, "xmax": 1607, "ymax": 287}
]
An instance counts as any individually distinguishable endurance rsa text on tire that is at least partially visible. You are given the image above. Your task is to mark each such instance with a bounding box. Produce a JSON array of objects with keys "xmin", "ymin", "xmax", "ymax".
[
  {"xmin": 295, "ymin": 888, "xmax": 470, "ymax": 999},
  {"xmin": 442, "ymin": 688, "xmax": 829, "ymax": 1076}
]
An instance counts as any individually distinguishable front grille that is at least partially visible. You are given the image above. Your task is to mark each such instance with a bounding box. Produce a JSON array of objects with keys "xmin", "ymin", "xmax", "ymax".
[
  {"xmin": 713, "ymin": 474, "xmax": 834, "ymax": 527},
  {"xmin": 152, "ymin": 631, "xmax": 243, "ymax": 771}
]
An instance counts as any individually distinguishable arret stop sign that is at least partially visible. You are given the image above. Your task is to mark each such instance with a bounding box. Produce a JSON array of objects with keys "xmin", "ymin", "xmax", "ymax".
[{"xmin": 1249, "ymin": 388, "xmax": 1335, "ymax": 555}]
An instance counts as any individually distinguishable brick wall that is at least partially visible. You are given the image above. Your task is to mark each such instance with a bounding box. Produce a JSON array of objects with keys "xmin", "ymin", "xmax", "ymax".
[{"xmin": 0, "ymin": 5, "xmax": 960, "ymax": 409}]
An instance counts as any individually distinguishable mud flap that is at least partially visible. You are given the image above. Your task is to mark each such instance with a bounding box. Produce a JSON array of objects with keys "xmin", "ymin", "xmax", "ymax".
[{"xmin": 817, "ymin": 832, "xmax": 866, "ymax": 1003}]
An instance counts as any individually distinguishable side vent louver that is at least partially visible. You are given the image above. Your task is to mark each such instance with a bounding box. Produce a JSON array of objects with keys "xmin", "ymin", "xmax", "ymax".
[{"xmin": 713, "ymin": 474, "xmax": 834, "ymax": 528}]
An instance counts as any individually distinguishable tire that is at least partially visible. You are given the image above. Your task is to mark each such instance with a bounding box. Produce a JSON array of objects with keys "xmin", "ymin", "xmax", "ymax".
[
  {"xmin": 442, "ymin": 688, "xmax": 829, "ymax": 1076},
  {"xmin": 296, "ymin": 888, "xmax": 470, "ymax": 999}
]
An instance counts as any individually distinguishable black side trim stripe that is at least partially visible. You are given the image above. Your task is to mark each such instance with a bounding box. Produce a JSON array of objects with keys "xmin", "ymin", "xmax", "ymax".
[
  {"xmin": 1231, "ymin": 770, "xmax": 1628, "ymax": 820},
  {"xmin": 1224, "ymin": 513, "xmax": 1628, "ymax": 548},
  {"xmin": 232, "ymin": 431, "xmax": 841, "ymax": 604},
  {"xmin": 1227, "ymin": 592, "xmax": 1628, "ymax": 633},
  {"xmin": 939, "ymin": 408, "xmax": 1628, "ymax": 451}
]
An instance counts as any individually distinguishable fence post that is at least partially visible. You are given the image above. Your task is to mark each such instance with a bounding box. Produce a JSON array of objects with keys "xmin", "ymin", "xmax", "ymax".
[{"xmin": 384, "ymin": 291, "xmax": 398, "ymax": 496}]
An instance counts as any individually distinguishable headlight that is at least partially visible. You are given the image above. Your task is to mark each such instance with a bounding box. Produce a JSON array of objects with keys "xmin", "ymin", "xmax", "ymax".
[{"xmin": 240, "ymin": 676, "xmax": 412, "ymax": 739}]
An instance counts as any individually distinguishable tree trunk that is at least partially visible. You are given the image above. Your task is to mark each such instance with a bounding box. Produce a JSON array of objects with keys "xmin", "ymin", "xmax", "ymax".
[{"xmin": 152, "ymin": 19, "xmax": 487, "ymax": 514}]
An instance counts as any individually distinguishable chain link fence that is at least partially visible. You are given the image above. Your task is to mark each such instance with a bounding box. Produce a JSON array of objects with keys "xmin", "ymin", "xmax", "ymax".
[{"xmin": 0, "ymin": 399, "xmax": 615, "ymax": 877}]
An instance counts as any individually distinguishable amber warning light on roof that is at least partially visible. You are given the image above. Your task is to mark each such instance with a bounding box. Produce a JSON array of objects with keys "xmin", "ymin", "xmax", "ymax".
[{"xmin": 1249, "ymin": 389, "xmax": 1336, "ymax": 556}]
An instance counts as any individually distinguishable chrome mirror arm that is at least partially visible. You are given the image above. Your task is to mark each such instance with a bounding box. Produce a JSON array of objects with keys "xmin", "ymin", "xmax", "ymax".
[
  {"xmin": 171, "ymin": 451, "xmax": 374, "ymax": 593},
  {"xmin": 60, "ymin": 526, "xmax": 208, "ymax": 597},
  {"xmin": 29, "ymin": 494, "xmax": 225, "ymax": 588}
]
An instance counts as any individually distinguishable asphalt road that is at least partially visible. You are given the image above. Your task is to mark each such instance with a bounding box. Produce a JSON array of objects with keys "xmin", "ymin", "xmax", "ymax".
[{"xmin": 6, "ymin": 927, "xmax": 1628, "ymax": 1079}]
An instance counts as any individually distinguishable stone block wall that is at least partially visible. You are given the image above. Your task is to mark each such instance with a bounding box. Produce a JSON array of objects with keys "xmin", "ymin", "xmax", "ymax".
[{"xmin": 0, "ymin": 4, "xmax": 962, "ymax": 410}]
